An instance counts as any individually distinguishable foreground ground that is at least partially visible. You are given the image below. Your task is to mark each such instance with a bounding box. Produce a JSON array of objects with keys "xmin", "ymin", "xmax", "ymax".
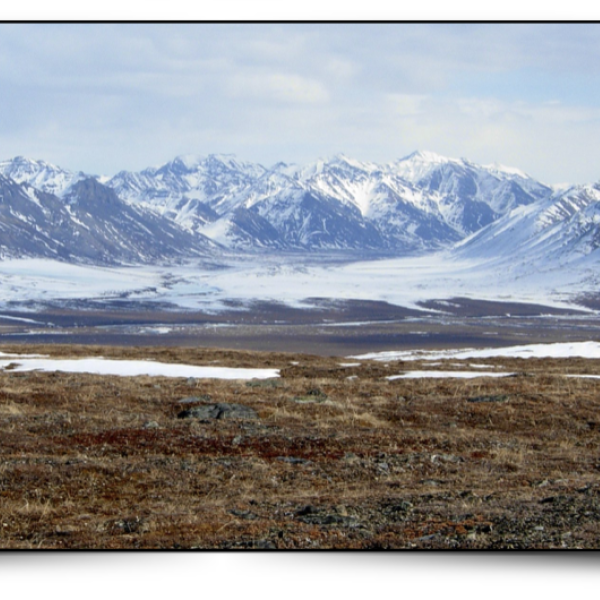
[{"xmin": 1, "ymin": 343, "xmax": 599, "ymax": 549}]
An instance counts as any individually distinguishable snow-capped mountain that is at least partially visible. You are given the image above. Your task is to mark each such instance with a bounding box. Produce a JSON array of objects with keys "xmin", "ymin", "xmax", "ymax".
[
  {"xmin": 101, "ymin": 151, "xmax": 553, "ymax": 252},
  {"xmin": 0, "ymin": 150, "xmax": 597, "ymax": 269},
  {"xmin": 389, "ymin": 151, "xmax": 551, "ymax": 235},
  {"xmin": 0, "ymin": 175, "xmax": 216, "ymax": 264},
  {"xmin": 454, "ymin": 182, "xmax": 600, "ymax": 272},
  {"xmin": 0, "ymin": 156, "xmax": 87, "ymax": 197}
]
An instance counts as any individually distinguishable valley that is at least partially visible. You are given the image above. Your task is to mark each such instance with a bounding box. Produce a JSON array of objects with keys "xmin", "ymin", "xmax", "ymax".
[{"xmin": 2, "ymin": 150, "xmax": 600, "ymax": 550}]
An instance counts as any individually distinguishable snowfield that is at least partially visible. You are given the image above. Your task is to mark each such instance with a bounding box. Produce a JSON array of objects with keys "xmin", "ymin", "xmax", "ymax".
[
  {"xmin": 353, "ymin": 341, "xmax": 600, "ymax": 362},
  {"xmin": 0, "ymin": 250, "xmax": 595, "ymax": 314},
  {"xmin": 387, "ymin": 370, "xmax": 515, "ymax": 379},
  {"xmin": 0, "ymin": 352, "xmax": 279, "ymax": 379}
]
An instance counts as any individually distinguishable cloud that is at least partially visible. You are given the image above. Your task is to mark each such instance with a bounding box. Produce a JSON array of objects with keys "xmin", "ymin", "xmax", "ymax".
[
  {"xmin": 0, "ymin": 24, "xmax": 600, "ymax": 184},
  {"xmin": 385, "ymin": 93, "xmax": 430, "ymax": 117},
  {"xmin": 226, "ymin": 71, "xmax": 330, "ymax": 105}
]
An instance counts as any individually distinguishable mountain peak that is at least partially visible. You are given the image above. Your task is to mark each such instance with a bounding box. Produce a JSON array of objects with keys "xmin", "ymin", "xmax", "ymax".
[
  {"xmin": 402, "ymin": 150, "xmax": 454, "ymax": 164},
  {"xmin": 390, "ymin": 150, "xmax": 463, "ymax": 183},
  {"xmin": 482, "ymin": 161, "xmax": 530, "ymax": 180},
  {"xmin": 171, "ymin": 154, "xmax": 204, "ymax": 170},
  {"xmin": 0, "ymin": 155, "xmax": 81, "ymax": 197}
]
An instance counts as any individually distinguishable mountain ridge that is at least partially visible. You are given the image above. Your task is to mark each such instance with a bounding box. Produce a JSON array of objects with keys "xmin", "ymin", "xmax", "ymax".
[{"xmin": 0, "ymin": 151, "xmax": 597, "ymax": 271}]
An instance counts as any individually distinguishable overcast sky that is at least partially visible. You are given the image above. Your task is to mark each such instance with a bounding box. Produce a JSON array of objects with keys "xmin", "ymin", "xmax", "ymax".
[{"xmin": 1, "ymin": 22, "xmax": 600, "ymax": 184}]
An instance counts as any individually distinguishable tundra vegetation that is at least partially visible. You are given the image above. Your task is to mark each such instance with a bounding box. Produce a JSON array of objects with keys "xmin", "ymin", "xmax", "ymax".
[{"xmin": 0, "ymin": 343, "xmax": 599, "ymax": 549}]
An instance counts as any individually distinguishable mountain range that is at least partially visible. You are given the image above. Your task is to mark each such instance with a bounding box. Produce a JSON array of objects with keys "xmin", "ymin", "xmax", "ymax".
[{"xmin": 0, "ymin": 151, "xmax": 597, "ymax": 269}]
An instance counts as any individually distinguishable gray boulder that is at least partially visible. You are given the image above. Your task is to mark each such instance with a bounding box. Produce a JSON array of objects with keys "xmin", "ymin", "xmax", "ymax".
[{"xmin": 177, "ymin": 403, "xmax": 258, "ymax": 420}]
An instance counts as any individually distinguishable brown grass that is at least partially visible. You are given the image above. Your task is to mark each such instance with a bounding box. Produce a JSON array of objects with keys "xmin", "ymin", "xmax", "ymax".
[{"xmin": 0, "ymin": 343, "xmax": 599, "ymax": 548}]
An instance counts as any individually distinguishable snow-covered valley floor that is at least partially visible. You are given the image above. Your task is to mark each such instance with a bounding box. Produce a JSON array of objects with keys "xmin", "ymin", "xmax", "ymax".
[
  {"xmin": 0, "ymin": 251, "xmax": 595, "ymax": 314},
  {"xmin": 1, "ymin": 253, "xmax": 599, "ymax": 355}
]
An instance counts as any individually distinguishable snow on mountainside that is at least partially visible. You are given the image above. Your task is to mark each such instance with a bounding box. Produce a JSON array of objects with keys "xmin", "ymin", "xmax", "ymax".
[
  {"xmin": 102, "ymin": 150, "xmax": 555, "ymax": 252},
  {"xmin": 1, "ymin": 150, "xmax": 599, "ymax": 276},
  {"xmin": 0, "ymin": 156, "xmax": 87, "ymax": 197},
  {"xmin": 450, "ymin": 182, "xmax": 600, "ymax": 299},
  {"xmin": 389, "ymin": 151, "xmax": 551, "ymax": 236},
  {"xmin": 0, "ymin": 174, "xmax": 216, "ymax": 264}
]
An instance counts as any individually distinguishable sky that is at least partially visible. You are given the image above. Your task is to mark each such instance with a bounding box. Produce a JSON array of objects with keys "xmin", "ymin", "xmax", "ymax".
[{"xmin": 2, "ymin": 21, "xmax": 600, "ymax": 184}]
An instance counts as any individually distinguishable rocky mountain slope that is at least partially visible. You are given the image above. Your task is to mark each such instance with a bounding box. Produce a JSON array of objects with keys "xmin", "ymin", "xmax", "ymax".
[
  {"xmin": 0, "ymin": 173, "xmax": 216, "ymax": 264},
  {"xmin": 0, "ymin": 151, "xmax": 597, "ymax": 268}
]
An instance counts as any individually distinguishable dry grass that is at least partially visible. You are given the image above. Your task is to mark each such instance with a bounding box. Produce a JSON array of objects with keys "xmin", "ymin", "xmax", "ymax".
[{"xmin": 0, "ymin": 343, "xmax": 599, "ymax": 548}]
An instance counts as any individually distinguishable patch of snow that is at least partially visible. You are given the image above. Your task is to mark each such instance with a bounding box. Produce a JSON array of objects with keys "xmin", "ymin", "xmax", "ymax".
[
  {"xmin": 355, "ymin": 341, "xmax": 600, "ymax": 362},
  {"xmin": 137, "ymin": 327, "xmax": 172, "ymax": 335},
  {"xmin": 0, "ymin": 314, "xmax": 43, "ymax": 324},
  {"xmin": 387, "ymin": 371, "xmax": 515, "ymax": 380},
  {"xmin": 0, "ymin": 355, "xmax": 279, "ymax": 380}
]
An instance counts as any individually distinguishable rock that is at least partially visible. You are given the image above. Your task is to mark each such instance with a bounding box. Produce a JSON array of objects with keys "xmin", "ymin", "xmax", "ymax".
[
  {"xmin": 107, "ymin": 516, "xmax": 145, "ymax": 534},
  {"xmin": 291, "ymin": 389, "xmax": 329, "ymax": 404},
  {"xmin": 387, "ymin": 501, "xmax": 413, "ymax": 512},
  {"xmin": 177, "ymin": 402, "xmax": 258, "ymax": 420},
  {"xmin": 177, "ymin": 395, "xmax": 212, "ymax": 404},
  {"xmin": 415, "ymin": 533, "xmax": 438, "ymax": 542},
  {"xmin": 142, "ymin": 421, "xmax": 160, "ymax": 429},
  {"xmin": 254, "ymin": 540, "xmax": 277, "ymax": 549},
  {"xmin": 294, "ymin": 505, "xmax": 358, "ymax": 527},
  {"xmin": 229, "ymin": 509, "xmax": 259, "ymax": 520},
  {"xmin": 420, "ymin": 479, "xmax": 442, "ymax": 486},
  {"xmin": 276, "ymin": 456, "xmax": 312, "ymax": 465},
  {"xmin": 467, "ymin": 394, "xmax": 509, "ymax": 403},
  {"xmin": 246, "ymin": 379, "xmax": 282, "ymax": 388},
  {"xmin": 431, "ymin": 453, "xmax": 463, "ymax": 464}
]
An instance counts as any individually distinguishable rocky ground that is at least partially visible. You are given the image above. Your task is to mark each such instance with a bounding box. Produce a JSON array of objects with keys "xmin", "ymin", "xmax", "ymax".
[{"xmin": 0, "ymin": 343, "xmax": 599, "ymax": 549}]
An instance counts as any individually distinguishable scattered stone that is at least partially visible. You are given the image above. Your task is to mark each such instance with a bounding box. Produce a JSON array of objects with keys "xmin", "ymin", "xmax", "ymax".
[
  {"xmin": 421, "ymin": 479, "xmax": 442, "ymax": 487},
  {"xmin": 431, "ymin": 453, "xmax": 463, "ymax": 464},
  {"xmin": 415, "ymin": 533, "xmax": 438, "ymax": 542},
  {"xmin": 344, "ymin": 452, "xmax": 359, "ymax": 463},
  {"xmin": 177, "ymin": 403, "xmax": 258, "ymax": 420},
  {"xmin": 276, "ymin": 456, "xmax": 312, "ymax": 465},
  {"xmin": 142, "ymin": 421, "xmax": 160, "ymax": 430},
  {"xmin": 294, "ymin": 505, "xmax": 358, "ymax": 527},
  {"xmin": 177, "ymin": 395, "xmax": 212, "ymax": 404},
  {"xmin": 108, "ymin": 516, "xmax": 145, "ymax": 534},
  {"xmin": 385, "ymin": 501, "xmax": 413, "ymax": 514},
  {"xmin": 467, "ymin": 394, "xmax": 509, "ymax": 403},
  {"xmin": 229, "ymin": 509, "xmax": 259, "ymax": 520},
  {"xmin": 246, "ymin": 379, "xmax": 282, "ymax": 388},
  {"xmin": 254, "ymin": 540, "xmax": 277, "ymax": 549},
  {"xmin": 291, "ymin": 389, "xmax": 329, "ymax": 403}
]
